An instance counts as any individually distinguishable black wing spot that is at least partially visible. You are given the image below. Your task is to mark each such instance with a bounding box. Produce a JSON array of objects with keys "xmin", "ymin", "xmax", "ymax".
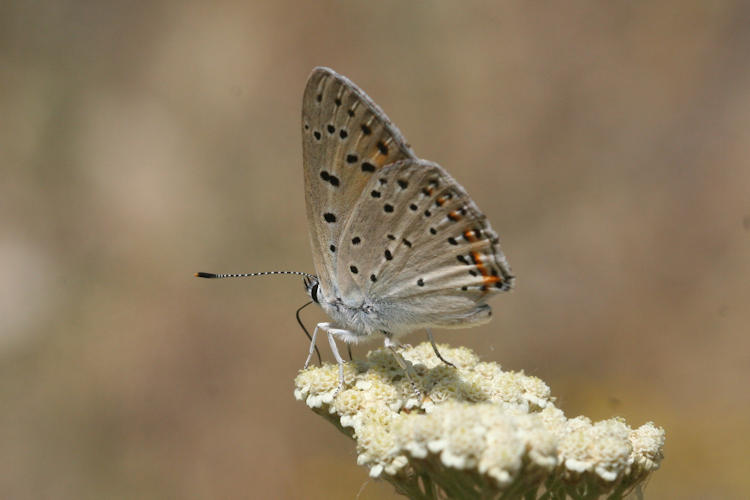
[
  {"xmin": 350, "ymin": 265, "xmax": 359, "ymax": 274},
  {"xmin": 397, "ymin": 179, "xmax": 408, "ymax": 189},
  {"xmin": 424, "ymin": 210, "xmax": 432, "ymax": 217},
  {"xmin": 313, "ymin": 131, "xmax": 321, "ymax": 140},
  {"xmin": 330, "ymin": 244, "xmax": 336, "ymax": 252},
  {"xmin": 379, "ymin": 178, "xmax": 387, "ymax": 185},
  {"xmin": 323, "ymin": 213, "xmax": 336, "ymax": 223},
  {"xmin": 429, "ymin": 227, "xmax": 437, "ymax": 235},
  {"xmin": 352, "ymin": 236, "xmax": 361, "ymax": 245},
  {"xmin": 417, "ymin": 278, "xmax": 425, "ymax": 287},
  {"xmin": 346, "ymin": 154, "xmax": 358, "ymax": 164},
  {"xmin": 385, "ymin": 249, "xmax": 393, "ymax": 260},
  {"xmin": 320, "ymin": 171, "xmax": 330, "ymax": 181},
  {"xmin": 304, "ymin": 123, "xmax": 310, "ymax": 130},
  {"xmin": 448, "ymin": 237, "xmax": 458, "ymax": 245},
  {"xmin": 384, "ymin": 204, "xmax": 394, "ymax": 213},
  {"xmin": 371, "ymin": 190, "xmax": 381, "ymax": 198},
  {"xmin": 402, "ymin": 238, "xmax": 412, "ymax": 248},
  {"xmin": 370, "ymin": 274, "xmax": 377, "ymax": 282},
  {"xmin": 377, "ymin": 141, "xmax": 388, "ymax": 155},
  {"xmin": 409, "ymin": 203, "xmax": 418, "ymax": 211},
  {"xmin": 361, "ymin": 124, "xmax": 372, "ymax": 135},
  {"xmin": 457, "ymin": 255, "xmax": 469, "ymax": 264},
  {"xmin": 339, "ymin": 129, "xmax": 348, "ymax": 139},
  {"xmin": 347, "ymin": 109, "xmax": 354, "ymax": 117},
  {"xmin": 461, "ymin": 286, "xmax": 468, "ymax": 291},
  {"xmin": 387, "ymin": 234, "xmax": 396, "ymax": 240},
  {"xmin": 469, "ymin": 270, "xmax": 477, "ymax": 277},
  {"xmin": 316, "ymin": 94, "xmax": 322, "ymax": 103},
  {"xmin": 361, "ymin": 162, "xmax": 376, "ymax": 172},
  {"xmin": 328, "ymin": 175, "xmax": 339, "ymax": 186},
  {"xmin": 327, "ymin": 124, "xmax": 335, "ymax": 134},
  {"xmin": 334, "ymin": 98, "xmax": 342, "ymax": 106}
]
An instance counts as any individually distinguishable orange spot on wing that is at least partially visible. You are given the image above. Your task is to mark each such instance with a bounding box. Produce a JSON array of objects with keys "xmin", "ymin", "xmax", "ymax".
[
  {"xmin": 448, "ymin": 211, "xmax": 461, "ymax": 221},
  {"xmin": 463, "ymin": 230, "xmax": 477, "ymax": 243},
  {"xmin": 471, "ymin": 251, "xmax": 502, "ymax": 291}
]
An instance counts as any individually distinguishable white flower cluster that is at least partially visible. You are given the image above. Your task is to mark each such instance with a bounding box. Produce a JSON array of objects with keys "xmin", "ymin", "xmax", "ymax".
[{"xmin": 294, "ymin": 343, "xmax": 665, "ymax": 499}]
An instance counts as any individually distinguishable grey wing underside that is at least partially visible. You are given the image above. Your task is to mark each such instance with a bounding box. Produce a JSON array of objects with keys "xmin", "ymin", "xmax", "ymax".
[
  {"xmin": 334, "ymin": 159, "xmax": 514, "ymax": 331},
  {"xmin": 302, "ymin": 67, "xmax": 417, "ymax": 297}
]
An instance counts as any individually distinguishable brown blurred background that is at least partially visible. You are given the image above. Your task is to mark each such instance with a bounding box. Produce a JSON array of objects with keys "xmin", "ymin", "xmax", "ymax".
[{"xmin": 1, "ymin": 1, "xmax": 749, "ymax": 498}]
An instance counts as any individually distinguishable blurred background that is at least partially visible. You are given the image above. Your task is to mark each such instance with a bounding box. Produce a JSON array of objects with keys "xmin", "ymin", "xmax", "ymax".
[{"xmin": 1, "ymin": 1, "xmax": 749, "ymax": 498}]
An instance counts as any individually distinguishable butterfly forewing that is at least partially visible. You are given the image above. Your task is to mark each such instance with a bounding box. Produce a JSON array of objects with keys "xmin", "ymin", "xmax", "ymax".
[{"xmin": 302, "ymin": 67, "xmax": 416, "ymax": 297}]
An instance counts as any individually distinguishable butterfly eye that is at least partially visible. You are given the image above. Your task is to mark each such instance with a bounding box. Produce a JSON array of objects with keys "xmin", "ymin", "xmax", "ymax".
[{"xmin": 310, "ymin": 283, "xmax": 320, "ymax": 303}]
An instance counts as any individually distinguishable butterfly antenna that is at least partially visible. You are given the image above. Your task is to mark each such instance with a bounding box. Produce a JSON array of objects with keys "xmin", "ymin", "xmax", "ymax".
[
  {"xmin": 296, "ymin": 300, "xmax": 322, "ymax": 366},
  {"xmin": 195, "ymin": 270, "xmax": 317, "ymax": 279}
]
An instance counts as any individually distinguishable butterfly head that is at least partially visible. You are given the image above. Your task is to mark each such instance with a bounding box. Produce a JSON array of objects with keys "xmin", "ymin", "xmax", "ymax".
[{"xmin": 303, "ymin": 274, "xmax": 321, "ymax": 304}]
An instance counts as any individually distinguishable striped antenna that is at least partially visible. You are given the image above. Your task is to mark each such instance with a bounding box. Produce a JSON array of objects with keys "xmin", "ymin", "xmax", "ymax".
[{"xmin": 195, "ymin": 271, "xmax": 317, "ymax": 279}]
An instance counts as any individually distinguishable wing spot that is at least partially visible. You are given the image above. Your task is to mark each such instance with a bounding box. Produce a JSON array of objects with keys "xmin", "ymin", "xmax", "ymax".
[
  {"xmin": 313, "ymin": 131, "xmax": 321, "ymax": 140},
  {"xmin": 447, "ymin": 237, "xmax": 458, "ymax": 245},
  {"xmin": 330, "ymin": 244, "xmax": 336, "ymax": 252},
  {"xmin": 351, "ymin": 236, "xmax": 361, "ymax": 245},
  {"xmin": 397, "ymin": 179, "xmax": 409, "ymax": 189},
  {"xmin": 409, "ymin": 203, "xmax": 418, "ymax": 211},
  {"xmin": 371, "ymin": 190, "xmax": 381, "ymax": 198},
  {"xmin": 402, "ymin": 238, "xmax": 412, "ymax": 248},
  {"xmin": 457, "ymin": 255, "xmax": 469, "ymax": 264},
  {"xmin": 384, "ymin": 203, "xmax": 394, "ymax": 213},
  {"xmin": 327, "ymin": 124, "xmax": 335, "ymax": 134},
  {"xmin": 429, "ymin": 227, "xmax": 437, "ymax": 235},
  {"xmin": 316, "ymin": 94, "xmax": 322, "ymax": 103},
  {"xmin": 448, "ymin": 211, "xmax": 461, "ymax": 222},
  {"xmin": 304, "ymin": 123, "xmax": 310, "ymax": 130},
  {"xmin": 417, "ymin": 278, "xmax": 425, "ymax": 287},
  {"xmin": 361, "ymin": 162, "xmax": 376, "ymax": 172},
  {"xmin": 334, "ymin": 97, "xmax": 342, "ymax": 106},
  {"xmin": 387, "ymin": 234, "xmax": 396, "ymax": 240},
  {"xmin": 376, "ymin": 141, "xmax": 388, "ymax": 155},
  {"xmin": 350, "ymin": 265, "xmax": 359, "ymax": 274},
  {"xmin": 379, "ymin": 178, "xmax": 387, "ymax": 185},
  {"xmin": 424, "ymin": 209, "xmax": 432, "ymax": 217},
  {"xmin": 469, "ymin": 270, "xmax": 478, "ymax": 277},
  {"xmin": 361, "ymin": 124, "xmax": 372, "ymax": 135},
  {"xmin": 370, "ymin": 274, "xmax": 377, "ymax": 282},
  {"xmin": 323, "ymin": 213, "xmax": 336, "ymax": 223},
  {"xmin": 320, "ymin": 171, "xmax": 339, "ymax": 187},
  {"xmin": 339, "ymin": 129, "xmax": 348, "ymax": 139},
  {"xmin": 385, "ymin": 249, "xmax": 393, "ymax": 260},
  {"xmin": 347, "ymin": 109, "xmax": 355, "ymax": 117},
  {"xmin": 461, "ymin": 286, "xmax": 468, "ymax": 291},
  {"xmin": 346, "ymin": 154, "xmax": 358, "ymax": 164}
]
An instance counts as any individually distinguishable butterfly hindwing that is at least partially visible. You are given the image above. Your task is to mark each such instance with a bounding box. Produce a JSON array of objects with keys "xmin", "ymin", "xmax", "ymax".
[
  {"xmin": 335, "ymin": 159, "xmax": 514, "ymax": 325},
  {"xmin": 302, "ymin": 67, "xmax": 416, "ymax": 297}
]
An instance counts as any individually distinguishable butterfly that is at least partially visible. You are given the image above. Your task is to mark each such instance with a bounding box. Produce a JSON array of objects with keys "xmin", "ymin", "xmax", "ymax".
[
  {"xmin": 299, "ymin": 67, "xmax": 514, "ymax": 393},
  {"xmin": 197, "ymin": 67, "xmax": 514, "ymax": 396}
]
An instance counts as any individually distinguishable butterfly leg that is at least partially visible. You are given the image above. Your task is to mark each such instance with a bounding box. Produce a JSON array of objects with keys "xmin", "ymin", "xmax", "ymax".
[
  {"xmin": 383, "ymin": 334, "xmax": 422, "ymax": 399},
  {"xmin": 303, "ymin": 322, "xmax": 329, "ymax": 369},
  {"xmin": 426, "ymin": 328, "xmax": 456, "ymax": 368},
  {"xmin": 326, "ymin": 327, "xmax": 352, "ymax": 393}
]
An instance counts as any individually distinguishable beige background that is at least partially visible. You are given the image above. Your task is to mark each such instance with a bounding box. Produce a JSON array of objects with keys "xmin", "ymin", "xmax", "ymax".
[{"xmin": 2, "ymin": 1, "xmax": 749, "ymax": 498}]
